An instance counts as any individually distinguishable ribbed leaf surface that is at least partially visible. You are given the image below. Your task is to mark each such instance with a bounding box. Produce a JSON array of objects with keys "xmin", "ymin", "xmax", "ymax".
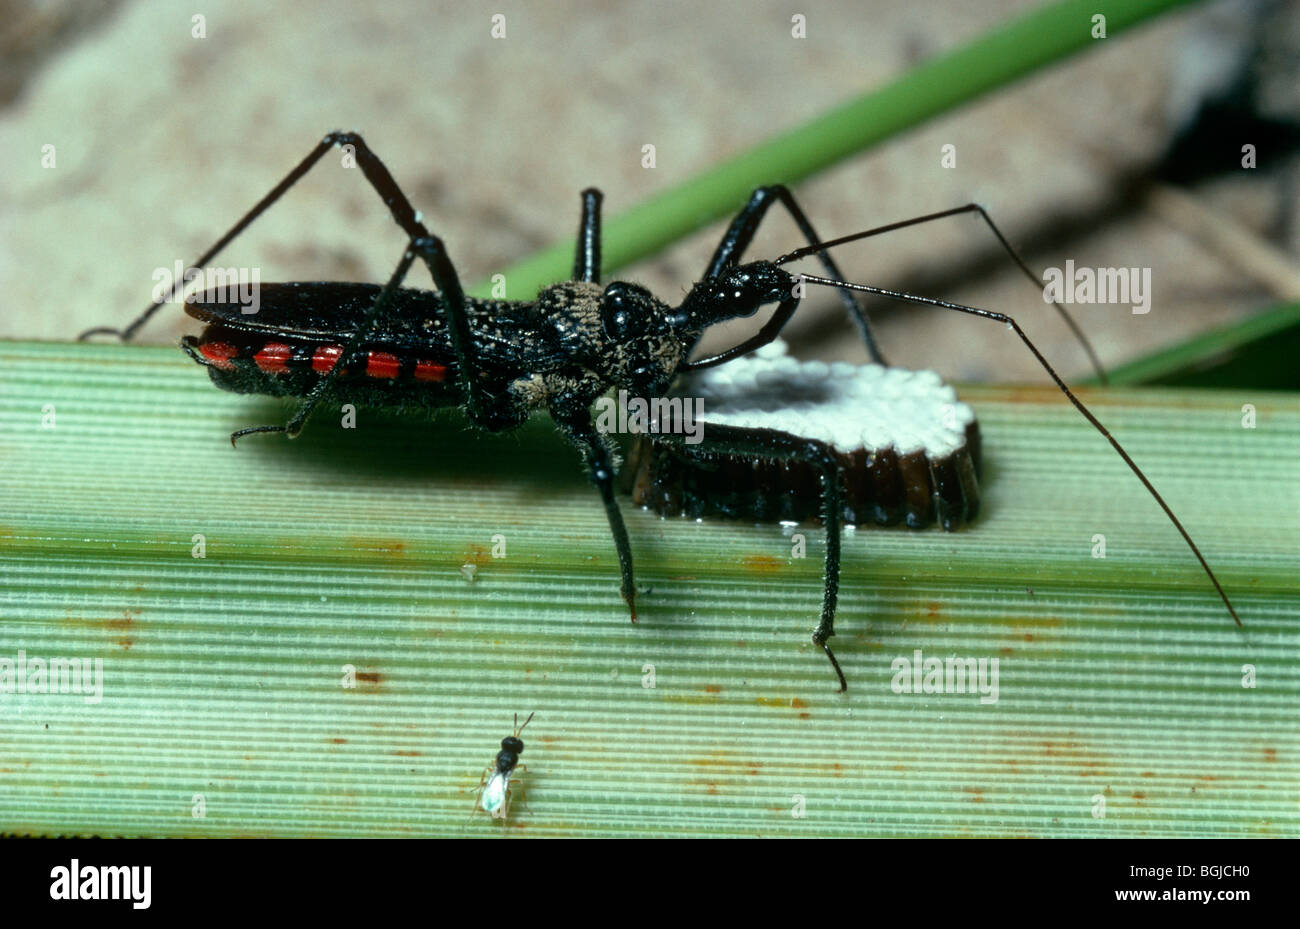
[{"xmin": 0, "ymin": 342, "xmax": 1295, "ymax": 836}]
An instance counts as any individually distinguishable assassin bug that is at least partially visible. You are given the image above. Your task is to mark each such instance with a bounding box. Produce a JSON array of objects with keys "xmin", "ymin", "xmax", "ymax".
[
  {"xmin": 81, "ymin": 131, "xmax": 1242, "ymax": 692},
  {"xmin": 472, "ymin": 712, "xmax": 534, "ymax": 824}
]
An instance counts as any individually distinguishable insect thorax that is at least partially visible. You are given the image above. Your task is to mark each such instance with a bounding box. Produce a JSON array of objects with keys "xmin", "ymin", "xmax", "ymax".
[{"xmin": 510, "ymin": 281, "xmax": 686, "ymax": 409}]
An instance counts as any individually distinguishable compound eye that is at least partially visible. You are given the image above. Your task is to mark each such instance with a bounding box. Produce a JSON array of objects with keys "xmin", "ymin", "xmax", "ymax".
[{"xmin": 601, "ymin": 282, "xmax": 648, "ymax": 340}]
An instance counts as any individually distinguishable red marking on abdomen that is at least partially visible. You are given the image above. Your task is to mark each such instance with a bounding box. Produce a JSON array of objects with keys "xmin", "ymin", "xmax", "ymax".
[
  {"xmin": 414, "ymin": 360, "xmax": 449, "ymax": 382},
  {"xmin": 199, "ymin": 341, "xmax": 237, "ymax": 370},
  {"xmin": 254, "ymin": 343, "xmax": 292, "ymax": 373},
  {"xmin": 312, "ymin": 344, "xmax": 343, "ymax": 374},
  {"xmin": 366, "ymin": 351, "xmax": 401, "ymax": 379}
]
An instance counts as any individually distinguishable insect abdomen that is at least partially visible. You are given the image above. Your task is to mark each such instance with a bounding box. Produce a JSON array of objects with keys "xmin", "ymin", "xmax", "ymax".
[{"xmin": 187, "ymin": 327, "xmax": 460, "ymax": 411}]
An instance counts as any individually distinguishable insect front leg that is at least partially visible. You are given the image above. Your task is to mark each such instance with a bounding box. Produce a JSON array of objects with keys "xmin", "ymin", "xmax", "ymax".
[
  {"xmin": 775, "ymin": 201, "xmax": 1109, "ymax": 381},
  {"xmin": 552, "ymin": 405, "xmax": 639, "ymax": 622},
  {"xmin": 679, "ymin": 295, "xmax": 803, "ymax": 371},
  {"xmin": 573, "ymin": 188, "xmax": 603, "ymax": 283},
  {"xmin": 706, "ymin": 185, "xmax": 886, "ymax": 363},
  {"xmin": 651, "ymin": 423, "xmax": 848, "ymax": 692}
]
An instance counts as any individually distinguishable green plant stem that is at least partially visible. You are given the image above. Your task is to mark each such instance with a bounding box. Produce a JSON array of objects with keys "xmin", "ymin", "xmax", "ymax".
[{"xmin": 1085, "ymin": 301, "xmax": 1300, "ymax": 389}]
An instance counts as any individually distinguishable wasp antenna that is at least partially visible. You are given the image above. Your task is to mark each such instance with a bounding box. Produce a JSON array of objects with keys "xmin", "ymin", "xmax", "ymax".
[
  {"xmin": 799, "ymin": 273, "xmax": 1242, "ymax": 629},
  {"xmin": 517, "ymin": 711, "xmax": 535, "ymax": 736}
]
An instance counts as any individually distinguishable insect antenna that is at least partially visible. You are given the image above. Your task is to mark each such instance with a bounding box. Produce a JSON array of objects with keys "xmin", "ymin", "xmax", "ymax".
[
  {"xmin": 795, "ymin": 272, "xmax": 1242, "ymax": 629},
  {"xmin": 776, "ymin": 212, "xmax": 1109, "ymax": 384},
  {"xmin": 515, "ymin": 711, "xmax": 535, "ymax": 737}
]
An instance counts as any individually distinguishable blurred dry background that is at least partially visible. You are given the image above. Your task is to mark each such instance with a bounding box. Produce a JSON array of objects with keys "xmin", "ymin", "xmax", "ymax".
[{"xmin": 1, "ymin": 0, "xmax": 1297, "ymax": 384}]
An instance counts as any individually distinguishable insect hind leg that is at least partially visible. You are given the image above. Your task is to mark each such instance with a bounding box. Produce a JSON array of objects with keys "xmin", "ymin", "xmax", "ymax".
[
  {"xmin": 152, "ymin": 133, "xmax": 505, "ymax": 442},
  {"xmin": 82, "ymin": 132, "xmax": 376, "ymax": 342},
  {"xmin": 82, "ymin": 132, "xmax": 498, "ymax": 428},
  {"xmin": 272, "ymin": 233, "xmax": 503, "ymax": 438},
  {"xmin": 464, "ymin": 766, "xmax": 493, "ymax": 830}
]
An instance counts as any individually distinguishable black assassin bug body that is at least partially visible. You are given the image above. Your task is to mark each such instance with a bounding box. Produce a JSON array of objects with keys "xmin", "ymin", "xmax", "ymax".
[
  {"xmin": 181, "ymin": 280, "xmax": 620, "ymax": 425},
  {"xmin": 82, "ymin": 131, "xmax": 1242, "ymax": 692}
]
